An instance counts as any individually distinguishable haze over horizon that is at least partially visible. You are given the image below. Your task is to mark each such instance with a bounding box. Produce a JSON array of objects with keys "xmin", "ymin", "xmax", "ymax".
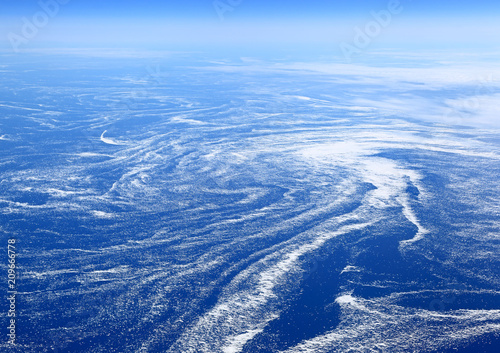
[{"xmin": 0, "ymin": 0, "xmax": 499, "ymax": 57}]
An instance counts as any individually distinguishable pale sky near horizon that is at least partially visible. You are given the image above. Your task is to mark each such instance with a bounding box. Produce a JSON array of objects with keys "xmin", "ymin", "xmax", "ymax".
[{"xmin": 0, "ymin": 0, "xmax": 499, "ymax": 53}]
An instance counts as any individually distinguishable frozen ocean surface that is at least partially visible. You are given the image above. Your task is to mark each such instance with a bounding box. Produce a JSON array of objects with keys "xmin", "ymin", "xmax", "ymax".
[{"xmin": 0, "ymin": 52, "xmax": 499, "ymax": 352}]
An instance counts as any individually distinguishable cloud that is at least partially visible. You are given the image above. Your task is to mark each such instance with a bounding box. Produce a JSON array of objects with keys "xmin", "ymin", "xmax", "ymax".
[{"xmin": 206, "ymin": 58, "xmax": 500, "ymax": 128}]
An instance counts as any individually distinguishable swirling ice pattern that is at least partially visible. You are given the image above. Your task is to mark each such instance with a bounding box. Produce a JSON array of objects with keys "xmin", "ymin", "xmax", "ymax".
[{"xmin": 0, "ymin": 55, "xmax": 499, "ymax": 353}]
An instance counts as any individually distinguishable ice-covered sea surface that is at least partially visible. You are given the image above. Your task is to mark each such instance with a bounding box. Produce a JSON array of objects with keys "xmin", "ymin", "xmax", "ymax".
[{"xmin": 1, "ymin": 52, "xmax": 500, "ymax": 352}]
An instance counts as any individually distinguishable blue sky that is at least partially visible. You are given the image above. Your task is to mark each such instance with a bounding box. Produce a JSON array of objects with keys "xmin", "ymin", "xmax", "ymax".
[
  {"xmin": 2, "ymin": 0, "xmax": 499, "ymax": 19},
  {"xmin": 0, "ymin": 0, "xmax": 499, "ymax": 54}
]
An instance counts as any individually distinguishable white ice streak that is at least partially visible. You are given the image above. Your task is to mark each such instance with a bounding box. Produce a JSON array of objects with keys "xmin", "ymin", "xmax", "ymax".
[
  {"xmin": 77, "ymin": 152, "xmax": 113, "ymax": 158},
  {"xmin": 282, "ymin": 294, "xmax": 500, "ymax": 353},
  {"xmin": 24, "ymin": 269, "xmax": 79, "ymax": 280},
  {"xmin": 398, "ymin": 194, "xmax": 429, "ymax": 246},
  {"xmin": 298, "ymin": 139, "xmax": 428, "ymax": 241},
  {"xmin": 169, "ymin": 222, "xmax": 372, "ymax": 353},
  {"xmin": 100, "ymin": 130, "xmax": 127, "ymax": 145},
  {"xmin": 91, "ymin": 210, "xmax": 116, "ymax": 219},
  {"xmin": 170, "ymin": 115, "xmax": 207, "ymax": 125},
  {"xmin": 44, "ymin": 188, "xmax": 85, "ymax": 198},
  {"xmin": 0, "ymin": 103, "xmax": 43, "ymax": 111},
  {"xmin": 340, "ymin": 265, "xmax": 362, "ymax": 274}
]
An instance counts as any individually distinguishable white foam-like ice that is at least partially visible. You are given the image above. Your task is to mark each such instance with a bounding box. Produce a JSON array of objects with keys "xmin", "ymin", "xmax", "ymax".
[
  {"xmin": 100, "ymin": 130, "xmax": 127, "ymax": 145},
  {"xmin": 168, "ymin": 222, "xmax": 372, "ymax": 352},
  {"xmin": 77, "ymin": 152, "xmax": 113, "ymax": 158},
  {"xmin": 282, "ymin": 294, "xmax": 500, "ymax": 353},
  {"xmin": 91, "ymin": 210, "xmax": 116, "ymax": 219}
]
